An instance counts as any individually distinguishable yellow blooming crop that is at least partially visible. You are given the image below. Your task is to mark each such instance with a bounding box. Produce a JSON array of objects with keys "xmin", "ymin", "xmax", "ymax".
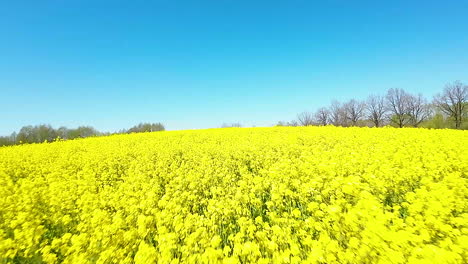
[{"xmin": 0, "ymin": 127, "xmax": 467, "ymax": 263}]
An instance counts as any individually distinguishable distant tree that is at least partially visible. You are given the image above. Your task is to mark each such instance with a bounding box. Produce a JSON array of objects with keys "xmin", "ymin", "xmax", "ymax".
[
  {"xmin": 276, "ymin": 121, "xmax": 288, "ymax": 126},
  {"xmin": 0, "ymin": 136, "xmax": 13, "ymax": 146},
  {"xmin": 421, "ymin": 111, "xmax": 449, "ymax": 129},
  {"xmin": 37, "ymin": 124, "xmax": 57, "ymax": 142},
  {"xmin": 10, "ymin": 132, "xmax": 17, "ymax": 144},
  {"xmin": 297, "ymin": 111, "xmax": 314, "ymax": 126},
  {"xmin": 68, "ymin": 126, "xmax": 100, "ymax": 139},
  {"xmin": 366, "ymin": 95, "xmax": 387, "ymax": 127},
  {"xmin": 314, "ymin": 107, "xmax": 330, "ymax": 126},
  {"xmin": 386, "ymin": 88, "xmax": 411, "ymax": 128},
  {"xmin": 221, "ymin": 123, "xmax": 242, "ymax": 128},
  {"xmin": 15, "ymin": 124, "xmax": 57, "ymax": 143},
  {"xmin": 56, "ymin": 126, "xmax": 69, "ymax": 139},
  {"xmin": 344, "ymin": 99, "xmax": 366, "ymax": 126},
  {"xmin": 407, "ymin": 93, "xmax": 432, "ymax": 127},
  {"xmin": 288, "ymin": 120, "xmax": 299, "ymax": 127},
  {"xmin": 77, "ymin": 126, "xmax": 99, "ymax": 137},
  {"xmin": 17, "ymin": 125, "xmax": 35, "ymax": 143},
  {"xmin": 433, "ymin": 81, "xmax": 468, "ymax": 129},
  {"xmin": 2, "ymin": 122, "xmax": 168, "ymax": 146},
  {"xmin": 127, "ymin": 123, "xmax": 165, "ymax": 133},
  {"xmin": 100, "ymin": 131, "xmax": 112, "ymax": 137},
  {"xmin": 329, "ymin": 101, "xmax": 347, "ymax": 126},
  {"xmin": 276, "ymin": 120, "xmax": 299, "ymax": 127}
]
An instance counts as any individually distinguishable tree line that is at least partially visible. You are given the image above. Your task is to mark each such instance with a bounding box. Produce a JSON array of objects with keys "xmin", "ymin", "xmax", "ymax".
[
  {"xmin": 278, "ymin": 80, "xmax": 468, "ymax": 130},
  {"xmin": 1, "ymin": 81, "xmax": 466, "ymax": 147},
  {"xmin": 0, "ymin": 122, "xmax": 165, "ymax": 146}
]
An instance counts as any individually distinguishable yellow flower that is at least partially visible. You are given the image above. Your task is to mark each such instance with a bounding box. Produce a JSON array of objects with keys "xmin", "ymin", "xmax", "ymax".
[{"xmin": 0, "ymin": 127, "xmax": 466, "ymax": 263}]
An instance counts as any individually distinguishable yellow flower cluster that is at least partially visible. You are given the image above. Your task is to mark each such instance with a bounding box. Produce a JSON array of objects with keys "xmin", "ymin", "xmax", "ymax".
[{"xmin": 0, "ymin": 127, "xmax": 467, "ymax": 263}]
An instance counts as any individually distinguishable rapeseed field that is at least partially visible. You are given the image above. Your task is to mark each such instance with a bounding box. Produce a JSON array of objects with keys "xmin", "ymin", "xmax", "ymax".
[{"xmin": 0, "ymin": 127, "xmax": 467, "ymax": 263}]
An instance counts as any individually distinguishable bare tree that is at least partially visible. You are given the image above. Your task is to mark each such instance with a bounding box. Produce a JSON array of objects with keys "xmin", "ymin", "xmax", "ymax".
[
  {"xmin": 297, "ymin": 111, "xmax": 314, "ymax": 126},
  {"xmin": 344, "ymin": 99, "xmax": 366, "ymax": 126},
  {"xmin": 366, "ymin": 95, "xmax": 387, "ymax": 127},
  {"xmin": 386, "ymin": 88, "xmax": 411, "ymax": 128},
  {"xmin": 407, "ymin": 93, "xmax": 432, "ymax": 127},
  {"xmin": 433, "ymin": 81, "xmax": 468, "ymax": 129},
  {"xmin": 329, "ymin": 100, "xmax": 347, "ymax": 126},
  {"xmin": 288, "ymin": 120, "xmax": 299, "ymax": 127},
  {"xmin": 314, "ymin": 107, "xmax": 330, "ymax": 126}
]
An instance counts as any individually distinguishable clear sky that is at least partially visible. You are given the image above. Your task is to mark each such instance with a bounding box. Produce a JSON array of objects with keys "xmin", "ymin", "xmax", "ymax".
[{"xmin": 1, "ymin": 0, "xmax": 467, "ymax": 135}]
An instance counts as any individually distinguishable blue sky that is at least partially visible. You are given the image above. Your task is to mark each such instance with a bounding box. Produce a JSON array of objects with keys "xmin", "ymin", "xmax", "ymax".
[{"xmin": 1, "ymin": 0, "xmax": 467, "ymax": 135}]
